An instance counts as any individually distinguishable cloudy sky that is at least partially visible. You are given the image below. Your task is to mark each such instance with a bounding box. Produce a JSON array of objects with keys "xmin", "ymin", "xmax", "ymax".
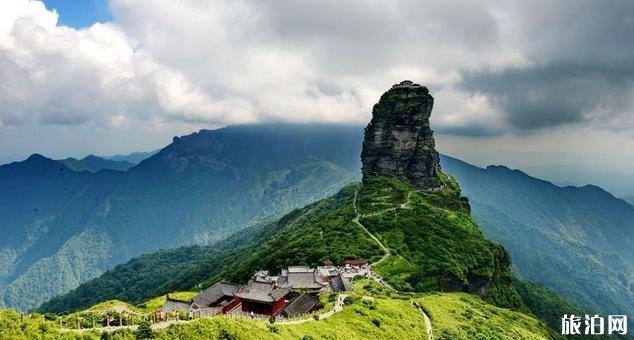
[{"xmin": 1, "ymin": 0, "xmax": 634, "ymax": 196}]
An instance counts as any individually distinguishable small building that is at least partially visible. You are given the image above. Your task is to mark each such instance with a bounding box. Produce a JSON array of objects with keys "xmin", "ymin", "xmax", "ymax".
[
  {"xmin": 329, "ymin": 273, "xmax": 353, "ymax": 292},
  {"xmin": 191, "ymin": 282, "xmax": 240, "ymax": 313},
  {"xmin": 160, "ymin": 296, "xmax": 191, "ymax": 313},
  {"xmin": 236, "ymin": 281, "xmax": 291, "ymax": 315},
  {"xmin": 280, "ymin": 293, "xmax": 319, "ymax": 317},
  {"xmin": 391, "ymin": 80, "xmax": 422, "ymax": 89},
  {"xmin": 344, "ymin": 259, "xmax": 368, "ymax": 268},
  {"xmin": 279, "ymin": 266, "xmax": 324, "ymax": 291}
]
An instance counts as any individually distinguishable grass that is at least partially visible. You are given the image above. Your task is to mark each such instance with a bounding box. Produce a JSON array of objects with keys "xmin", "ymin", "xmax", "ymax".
[
  {"xmin": 358, "ymin": 176, "xmax": 524, "ymax": 310},
  {"xmin": 85, "ymin": 300, "xmax": 142, "ymax": 315},
  {"xmin": 416, "ymin": 293, "xmax": 551, "ymax": 340},
  {"xmin": 153, "ymin": 279, "xmax": 428, "ymax": 340},
  {"xmin": 0, "ymin": 278, "xmax": 555, "ymax": 340},
  {"xmin": 0, "ymin": 175, "xmax": 564, "ymax": 339}
]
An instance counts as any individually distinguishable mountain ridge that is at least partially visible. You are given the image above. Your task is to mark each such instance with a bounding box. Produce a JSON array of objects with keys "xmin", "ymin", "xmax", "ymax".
[
  {"xmin": 2, "ymin": 122, "xmax": 631, "ymax": 328},
  {"xmin": 0, "ymin": 124, "xmax": 363, "ymax": 311},
  {"xmin": 57, "ymin": 155, "xmax": 136, "ymax": 173},
  {"xmin": 441, "ymin": 154, "xmax": 634, "ymax": 316},
  {"xmin": 38, "ymin": 81, "xmax": 568, "ymax": 339}
]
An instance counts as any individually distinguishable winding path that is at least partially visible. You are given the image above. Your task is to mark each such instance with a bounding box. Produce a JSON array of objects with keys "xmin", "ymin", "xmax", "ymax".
[
  {"xmin": 353, "ymin": 192, "xmax": 392, "ymax": 268},
  {"xmin": 353, "ymin": 189, "xmax": 433, "ymax": 340},
  {"xmin": 422, "ymin": 310, "xmax": 434, "ymax": 340},
  {"xmin": 62, "ymin": 190, "xmax": 433, "ymax": 339}
]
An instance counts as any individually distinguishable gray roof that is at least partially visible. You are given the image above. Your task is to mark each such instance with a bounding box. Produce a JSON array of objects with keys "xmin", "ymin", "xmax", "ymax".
[
  {"xmin": 282, "ymin": 293, "xmax": 319, "ymax": 317},
  {"xmin": 391, "ymin": 80, "xmax": 421, "ymax": 89},
  {"xmin": 192, "ymin": 282, "xmax": 239, "ymax": 307},
  {"xmin": 236, "ymin": 281, "xmax": 291, "ymax": 303},
  {"xmin": 286, "ymin": 270, "xmax": 323, "ymax": 289},
  {"xmin": 161, "ymin": 297, "xmax": 191, "ymax": 313},
  {"xmin": 278, "ymin": 267, "xmax": 324, "ymax": 290},
  {"xmin": 287, "ymin": 266, "xmax": 311, "ymax": 273},
  {"xmin": 330, "ymin": 273, "xmax": 353, "ymax": 292}
]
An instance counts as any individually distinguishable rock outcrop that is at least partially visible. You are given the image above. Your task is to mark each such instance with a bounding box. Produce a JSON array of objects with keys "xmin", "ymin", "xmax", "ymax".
[{"xmin": 361, "ymin": 80, "xmax": 441, "ymax": 190}]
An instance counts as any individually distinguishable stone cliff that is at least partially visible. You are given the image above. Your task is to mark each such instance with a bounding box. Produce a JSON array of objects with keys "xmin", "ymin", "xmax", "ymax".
[{"xmin": 361, "ymin": 80, "xmax": 441, "ymax": 190}]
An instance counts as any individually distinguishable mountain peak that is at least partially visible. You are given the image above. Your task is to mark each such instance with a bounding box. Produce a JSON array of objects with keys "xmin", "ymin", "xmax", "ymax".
[
  {"xmin": 361, "ymin": 80, "xmax": 441, "ymax": 190},
  {"xmin": 26, "ymin": 153, "xmax": 49, "ymax": 162},
  {"xmin": 80, "ymin": 154, "xmax": 99, "ymax": 161}
]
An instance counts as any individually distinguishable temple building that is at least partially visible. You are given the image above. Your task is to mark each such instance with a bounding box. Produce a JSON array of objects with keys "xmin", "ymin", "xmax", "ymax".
[
  {"xmin": 160, "ymin": 295, "xmax": 191, "ymax": 313},
  {"xmin": 278, "ymin": 266, "xmax": 325, "ymax": 291},
  {"xmin": 160, "ymin": 261, "xmax": 364, "ymax": 316},
  {"xmin": 280, "ymin": 293, "xmax": 319, "ymax": 317},
  {"xmin": 235, "ymin": 281, "xmax": 291, "ymax": 315},
  {"xmin": 191, "ymin": 282, "xmax": 240, "ymax": 314}
]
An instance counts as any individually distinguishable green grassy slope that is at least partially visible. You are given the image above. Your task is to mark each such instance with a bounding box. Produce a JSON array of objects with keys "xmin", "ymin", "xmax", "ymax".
[
  {"xmin": 1, "ymin": 124, "xmax": 361, "ymax": 311},
  {"xmin": 417, "ymin": 293, "xmax": 552, "ymax": 340},
  {"xmin": 359, "ymin": 176, "xmax": 523, "ymax": 309},
  {"xmin": 37, "ymin": 174, "xmax": 595, "ymax": 338},
  {"xmin": 442, "ymin": 155, "xmax": 634, "ymax": 316},
  {"xmin": 1, "ymin": 279, "xmax": 556, "ymax": 340},
  {"xmin": 40, "ymin": 184, "xmax": 384, "ymax": 313},
  {"xmin": 163, "ymin": 183, "xmax": 385, "ymax": 291}
]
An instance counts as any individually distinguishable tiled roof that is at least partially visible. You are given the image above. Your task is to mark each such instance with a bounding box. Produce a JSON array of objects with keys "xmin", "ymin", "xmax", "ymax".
[
  {"xmin": 192, "ymin": 282, "xmax": 239, "ymax": 307},
  {"xmin": 330, "ymin": 273, "xmax": 353, "ymax": 292},
  {"xmin": 161, "ymin": 297, "xmax": 191, "ymax": 313},
  {"xmin": 236, "ymin": 281, "xmax": 291, "ymax": 303},
  {"xmin": 286, "ymin": 271, "xmax": 323, "ymax": 289},
  {"xmin": 287, "ymin": 266, "xmax": 311, "ymax": 273},
  {"xmin": 282, "ymin": 293, "xmax": 319, "ymax": 317}
]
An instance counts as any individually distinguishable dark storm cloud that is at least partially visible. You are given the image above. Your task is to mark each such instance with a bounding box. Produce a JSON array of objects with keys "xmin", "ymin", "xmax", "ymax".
[
  {"xmin": 251, "ymin": 0, "xmax": 500, "ymax": 74},
  {"xmin": 510, "ymin": 0, "xmax": 634, "ymax": 65},
  {"xmin": 455, "ymin": 0, "xmax": 634, "ymax": 132},
  {"xmin": 461, "ymin": 62, "xmax": 634, "ymax": 130},
  {"xmin": 435, "ymin": 125, "xmax": 501, "ymax": 138},
  {"xmin": 3, "ymin": 0, "xmax": 634, "ymax": 144}
]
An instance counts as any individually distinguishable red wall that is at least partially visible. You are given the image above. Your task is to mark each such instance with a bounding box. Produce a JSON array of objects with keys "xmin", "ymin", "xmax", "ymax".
[
  {"xmin": 271, "ymin": 298, "xmax": 286, "ymax": 315},
  {"xmin": 222, "ymin": 298, "xmax": 241, "ymax": 313},
  {"xmin": 241, "ymin": 298, "xmax": 286, "ymax": 316}
]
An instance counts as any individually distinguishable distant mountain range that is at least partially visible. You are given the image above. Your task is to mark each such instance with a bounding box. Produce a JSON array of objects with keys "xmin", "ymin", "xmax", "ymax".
[
  {"xmin": 57, "ymin": 155, "xmax": 136, "ymax": 172},
  {"xmin": 0, "ymin": 124, "xmax": 363, "ymax": 311},
  {"xmin": 441, "ymin": 155, "xmax": 634, "ymax": 316},
  {"xmin": 38, "ymin": 79, "xmax": 556, "ymax": 336},
  {"xmin": 104, "ymin": 150, "xmax": 159, "ymax": 164},
  {"xmin": 2, "ymin": 123, "xmax": 632, "ymax": 322}
]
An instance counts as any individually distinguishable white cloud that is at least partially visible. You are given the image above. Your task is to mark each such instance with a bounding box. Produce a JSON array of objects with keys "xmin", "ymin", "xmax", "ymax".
[
  {"xmin": 105, "ymin": 113, "xmax": 126, "ymax": 128},
  {"xmin": 0, "ymin": 0, "xmax": 143, "ymax": 127},
  {"xmin": 1, "ymin": 0, "xmax": 634, "ymax": 163}
]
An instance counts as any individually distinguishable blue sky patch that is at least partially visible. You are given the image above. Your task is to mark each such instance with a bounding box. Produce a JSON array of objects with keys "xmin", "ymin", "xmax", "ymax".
[{"xmin": 41, "ymin": 0, "xmax": 112, "ymax": 28}]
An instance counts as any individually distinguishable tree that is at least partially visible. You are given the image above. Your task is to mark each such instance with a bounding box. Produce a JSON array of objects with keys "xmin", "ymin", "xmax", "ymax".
[{"xmin": 135, "ymin": 319, "xmax": 153, "ymax": 340}]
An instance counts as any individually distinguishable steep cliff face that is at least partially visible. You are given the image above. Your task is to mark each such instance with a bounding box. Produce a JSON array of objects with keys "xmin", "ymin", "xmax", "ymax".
[
  {"xmin": 361, "ymin": 80, "xmax": 441, "ymax": 190},
  {"xmin": 359, "ymin": 82, "xmax": 521, "ymax": 308}
]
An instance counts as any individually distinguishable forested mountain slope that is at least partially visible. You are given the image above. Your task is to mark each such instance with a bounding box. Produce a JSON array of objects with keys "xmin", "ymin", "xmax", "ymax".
[
  {"xmin": 43, "ymin": 82, "xmax": 523, "ymax": 318},
  {"xmin": 0, "ymin": 125, "xmax": 362, "ymax": 311},
  {"xmin": 38, "ymin": 81, "xmax": 618, "ymax": 339},
  {"xmin": 6, "ymin": 123, "xmax": 633, "ymax": 322},
  {"xmin": 57, "ymin": 155, "xmax": 135, "ymax": 172},
  {"xmin": 442, "ymin": 155, "xmax": 634, "ymax": 316}
]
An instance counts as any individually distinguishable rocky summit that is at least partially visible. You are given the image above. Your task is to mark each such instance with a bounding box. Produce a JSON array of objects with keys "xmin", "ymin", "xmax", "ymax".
[{"xmin": 361, "ymin": 80, "xmax": 441, "ymax": 190}]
